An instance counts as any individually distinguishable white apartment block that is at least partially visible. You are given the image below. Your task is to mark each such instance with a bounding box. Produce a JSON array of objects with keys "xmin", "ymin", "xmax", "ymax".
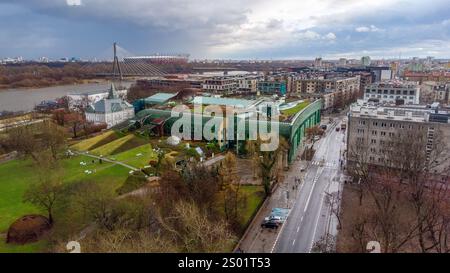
[
  {"xmin": 347, "ymin": 101, "xmax": 450, "ymax": 171},
  {"xmin": 364, "ymin": 81, "xmax": 420, "ymax": 105},
  {"xmin": 202, "ymin": 77, "xmax": 238, "ymax": 94}
]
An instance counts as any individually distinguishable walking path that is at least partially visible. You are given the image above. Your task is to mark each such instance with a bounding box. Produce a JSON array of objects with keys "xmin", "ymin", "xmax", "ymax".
[{"xmin": 73, "ymin": 151, "xmax": 138, "ymax": 171}]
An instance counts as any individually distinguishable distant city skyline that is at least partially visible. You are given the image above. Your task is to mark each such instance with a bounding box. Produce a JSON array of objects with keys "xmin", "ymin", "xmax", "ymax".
[{"xmin": 0, "ymin": 0, "xmax": 449, "ymax": 60}]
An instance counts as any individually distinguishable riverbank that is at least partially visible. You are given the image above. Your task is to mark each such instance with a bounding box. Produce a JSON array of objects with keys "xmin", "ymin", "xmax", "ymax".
[
  {"xmin": 0, "ymin": 81, "xmax": 134, "ymax": 112},
  {"xmin": 0, "ymin": 79, "xmax": 109, "ymax": 91}
]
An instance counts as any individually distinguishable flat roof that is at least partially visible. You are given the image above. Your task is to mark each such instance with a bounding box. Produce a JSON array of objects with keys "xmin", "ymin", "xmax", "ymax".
[
  {"xmin": 145, "ymin": 92, "xmax": 177, "ymax": 103},
  {"xmin": 191, "ymin": 96, "xmax": 255, "ymax": 108}
]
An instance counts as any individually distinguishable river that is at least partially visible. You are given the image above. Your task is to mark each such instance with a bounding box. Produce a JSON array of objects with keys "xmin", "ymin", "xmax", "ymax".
[{"xmin": 0, "ymin": 82, "xmax": 133, "ymax": 112}]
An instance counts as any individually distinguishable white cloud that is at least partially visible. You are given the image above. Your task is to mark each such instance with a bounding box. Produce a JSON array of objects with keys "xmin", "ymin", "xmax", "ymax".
[
  {"xmin": 66, "ymin": 0, "xmax": 81, "ymax": 6},
  {"xmin": 355, "ymin": 25, "xmax": 383, "ymax": 32},
  {"xmin": 324, "ymin": 32, "xmax": 337, "ymax": 40}
]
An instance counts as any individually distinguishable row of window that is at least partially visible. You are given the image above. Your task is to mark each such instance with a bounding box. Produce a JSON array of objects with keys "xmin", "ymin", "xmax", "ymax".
[
  {"xmin": 358, "ymin": 120, "xmax": 426, "ymax": 130},
  {"xmin": 367, "ymin": 89, "xmax": 415, "ymax": 95},
  {"xmin": 365, "ymin": 94, "xmax": 415, "ymax": 100}
]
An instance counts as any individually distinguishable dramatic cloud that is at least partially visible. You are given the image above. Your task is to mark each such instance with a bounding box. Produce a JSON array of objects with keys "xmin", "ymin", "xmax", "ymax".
[{"xmin": 0, "ymin": 0, "xmax": 449, "ymax": 59}]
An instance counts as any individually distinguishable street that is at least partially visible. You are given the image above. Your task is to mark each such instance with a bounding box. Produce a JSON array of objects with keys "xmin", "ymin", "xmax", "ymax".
[{"xmin": 274, "ymin": 117, "xmax": 346, "ymax": 253}]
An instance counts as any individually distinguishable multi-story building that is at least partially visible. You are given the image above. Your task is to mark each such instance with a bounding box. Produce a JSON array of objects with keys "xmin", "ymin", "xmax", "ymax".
[
  {"xmin": 420, "ymin": 81, "xmax": 450, "ymax": 105},
  {"xmin": 142, "ymin": 76, "xmax": 203, "ymax": 90},
  {"xmin": 361, "ymin": 56, "xmax": 371, "ymax": 66},
  {"xmin": 367, "ymin": 66, "xmax": 393, "ymax": 82},
  {"xmin": 363, "ymin": 81, "xmax": 420, "ymax": 105},
  {"xmin": 295, "ymin": 76, "xmax": 360, "ymax": 94},
  {"xmin": 257, "ymin": 81, "xmax": 287, "ymax": 96},
  {"xmin": 403, "ymin": 71, "xmax": 450, "ymax": 84},
  {"xmin": 295, "ymin": 76, "xmax": 360, "ymax": 108},
  {"xmin": 347, "ymin": 101, "xmax": 450, "ymax": 171},
  {"xmin": 237, "ymin": 75, "xmax": 259, "ymax": 93},
  {"xmin": 202, "ymin": 76, "xmax": 238, "ymax": 94}
]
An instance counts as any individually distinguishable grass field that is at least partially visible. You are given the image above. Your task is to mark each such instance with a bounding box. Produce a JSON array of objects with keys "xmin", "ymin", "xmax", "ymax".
[
  {"xmin": 111, "ymin": 144, "xmax": 157, "ymax": 169},
  {"xmin": 281, "ymin": 101, "xmax": 310, "ymax": 116},
  {"xmin": 239, "ymin": 186, "xmax": 265, "ymax": 228},
  {"xmin": 0, "ymin": 239, "xmax": 48, "ymax": 254},
  {"xmin": 0, "ymin": 155, "xmax": 131, "ymax": 253},
  {"xmin": 71, "ymin": 131, "xmax": 120, "ymax": 151},
  {"xmin": 90, "ymin": 134, "xmax": 147, "ymax": 156}
]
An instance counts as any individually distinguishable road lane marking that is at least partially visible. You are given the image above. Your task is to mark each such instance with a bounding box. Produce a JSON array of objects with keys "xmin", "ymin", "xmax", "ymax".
[
  {"xmin": 270, "ymin": 207, "xmax": 292, "ymax": 253},
  {"xmin": 309, "ymin": 193, "xmax": 326, "ymax": 253},
  {"xmin": 304, "ymin": 168, "xmax": 322, "ymax": 213},
  {"xmin": 292, "ymin": 239, "xmax": 296, "ymax": 246},
  {"xmin": 297, "ymin": 226, "xmax": 300, "ymax": 233}
]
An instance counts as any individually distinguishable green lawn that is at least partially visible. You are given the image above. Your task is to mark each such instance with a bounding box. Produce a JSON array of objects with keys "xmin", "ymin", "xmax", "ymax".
[
  {"xmin": 0, "ymin": 155, "xmax": 131, "ymax": 253},
  {"xmin": 281, "ymin": 101, "xmax": 310, "ymax": 116},
  {"xmin": 71, "ymin": 131, "xmax": 120, "ymax": 151},
  {"xmin": 111, "ymin": 144, "xmax": 157, "ymax": 169},
  {"xmin": 0, "ymin": 239, "xmax": 48, "ymax": 254},
  {"xmin": 239, "ymin": 185, "xmax": 265, "ymax": 228}
]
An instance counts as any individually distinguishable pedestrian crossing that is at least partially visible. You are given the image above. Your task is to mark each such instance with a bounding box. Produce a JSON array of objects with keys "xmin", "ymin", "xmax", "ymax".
[{"xmin": 310, "ymin": 161, "xmax": 338, "ymax": 169}]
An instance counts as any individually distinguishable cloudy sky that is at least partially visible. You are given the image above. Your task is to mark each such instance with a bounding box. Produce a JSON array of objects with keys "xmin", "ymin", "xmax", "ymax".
[{"xmin": 0, "ymin": 0, "xmax": 449, "ymax": 60}]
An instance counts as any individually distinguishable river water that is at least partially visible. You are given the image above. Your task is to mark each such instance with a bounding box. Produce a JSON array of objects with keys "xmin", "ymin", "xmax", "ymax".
[{"xmin": 0, "ymin": 82, "xmax": 133, "ymax": 112}]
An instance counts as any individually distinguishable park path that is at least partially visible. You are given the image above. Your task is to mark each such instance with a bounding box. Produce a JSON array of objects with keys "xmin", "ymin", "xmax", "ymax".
[{"xmin": 73, "ymin": 151, "xmax": 138, "ymax": 171}]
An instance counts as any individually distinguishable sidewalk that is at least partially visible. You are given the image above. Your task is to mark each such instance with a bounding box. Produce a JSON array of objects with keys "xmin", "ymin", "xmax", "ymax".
[{"xmin": 236, "ymin": 157, "xmax": 309, "ymax": 253}]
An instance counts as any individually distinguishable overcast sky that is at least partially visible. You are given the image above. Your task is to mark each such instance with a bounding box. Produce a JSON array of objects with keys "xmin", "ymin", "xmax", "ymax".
[{"xmin": 0, "ymin": 0, "xmax": 449, "ymax": 60}]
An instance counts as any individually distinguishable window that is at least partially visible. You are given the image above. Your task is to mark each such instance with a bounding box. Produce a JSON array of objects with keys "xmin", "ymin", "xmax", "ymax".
[
  {"xmin": 373, "ymin": 122, "xmax": 378, "ymax": 126},
  {"xmin": 371, "ymin": 139, "xmax": 377, "ymax": 144},
  {"xmin": 372, "ymin": 130, "xmax": 377, "ymax": 135},
  {"xmin": 381, "ymin": 131, "xmax": 386, "ymax": 136}
]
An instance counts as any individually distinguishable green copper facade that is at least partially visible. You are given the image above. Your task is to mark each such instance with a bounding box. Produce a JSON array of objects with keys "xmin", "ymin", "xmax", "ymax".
[{"xmin": 135, "ymin": 100, "xmax": 322, "ymax": 165}]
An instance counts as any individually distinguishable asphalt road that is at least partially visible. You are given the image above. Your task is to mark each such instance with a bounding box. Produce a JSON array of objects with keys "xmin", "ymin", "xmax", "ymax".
[{"xmin": 274, "ymin": 117, "xmax": 345, "ymax": 253}]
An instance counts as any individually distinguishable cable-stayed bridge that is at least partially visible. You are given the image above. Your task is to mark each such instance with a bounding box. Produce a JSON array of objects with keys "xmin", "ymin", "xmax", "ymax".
[{"xmin": 80, "ymin": 43, "xmax": 189, "ymax": 78}]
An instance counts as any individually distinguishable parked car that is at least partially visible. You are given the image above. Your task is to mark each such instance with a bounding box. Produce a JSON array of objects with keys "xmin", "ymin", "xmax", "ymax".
[
  {"xmin": 261, "ymin": 221, "xmax": 279, "ymax": 229},
  {"xmin": 336, "ymin": 127, "xmax": 340, "ymax": 132},
  {"xmin": 261, "ymin": 216, "xmax": 282, "ymax": 229},
  {"xmin": 320, "ymin": 124, "xmax": 327, "ymax": 130}
]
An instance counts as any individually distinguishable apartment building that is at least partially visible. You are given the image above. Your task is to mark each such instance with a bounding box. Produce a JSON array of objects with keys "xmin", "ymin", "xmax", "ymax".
[
  {"xmin": 295, "ymin": 76, "xmax": 360, "ymax": 95},
  {"xmin": 257, "ymin": 81, "xmax": 287, "ymax": 96},
  {"xmin": 202, "ymin": 76, "xmax": 238, "ymax": 94},
  {"xmin": 420, "ymin": 81, "xmax": 450, "ymax": 105},
  {"xmin": 347, "ymin": 101, "xmax": 450, "ymax": 171},
  {"xmin": 364, "ymin": 81, "xmax": 420, "ymax": 105},
  {"xmin": 237, "ymin": 75, "xmax": 259, "ymax": 93}
]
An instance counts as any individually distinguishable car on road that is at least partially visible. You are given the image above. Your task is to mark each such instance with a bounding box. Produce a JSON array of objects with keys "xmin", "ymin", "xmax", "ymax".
[
  {"xmin": 261, "ymin": 221, "xmax": 279, "ymax": 229},
  {"xmin": 313, "ymin": 136, "xmax": 320, "ymax": 141},
  {"xmin": 320, "ymin": 125, "xmax": 327, "ymax": 130},
  {"xmin": 261, "ymin": 215, "xmax": 283, "ymax": 229},
  {"xmin": 336, "ymin": 127, "xmax": 340, "ymax": 132}
]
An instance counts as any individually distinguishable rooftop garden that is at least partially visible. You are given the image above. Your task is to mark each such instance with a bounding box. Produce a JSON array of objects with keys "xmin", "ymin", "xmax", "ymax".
[{"xmin": 280, "ymin": 100, "xmax": 310, "ymax": 117}]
